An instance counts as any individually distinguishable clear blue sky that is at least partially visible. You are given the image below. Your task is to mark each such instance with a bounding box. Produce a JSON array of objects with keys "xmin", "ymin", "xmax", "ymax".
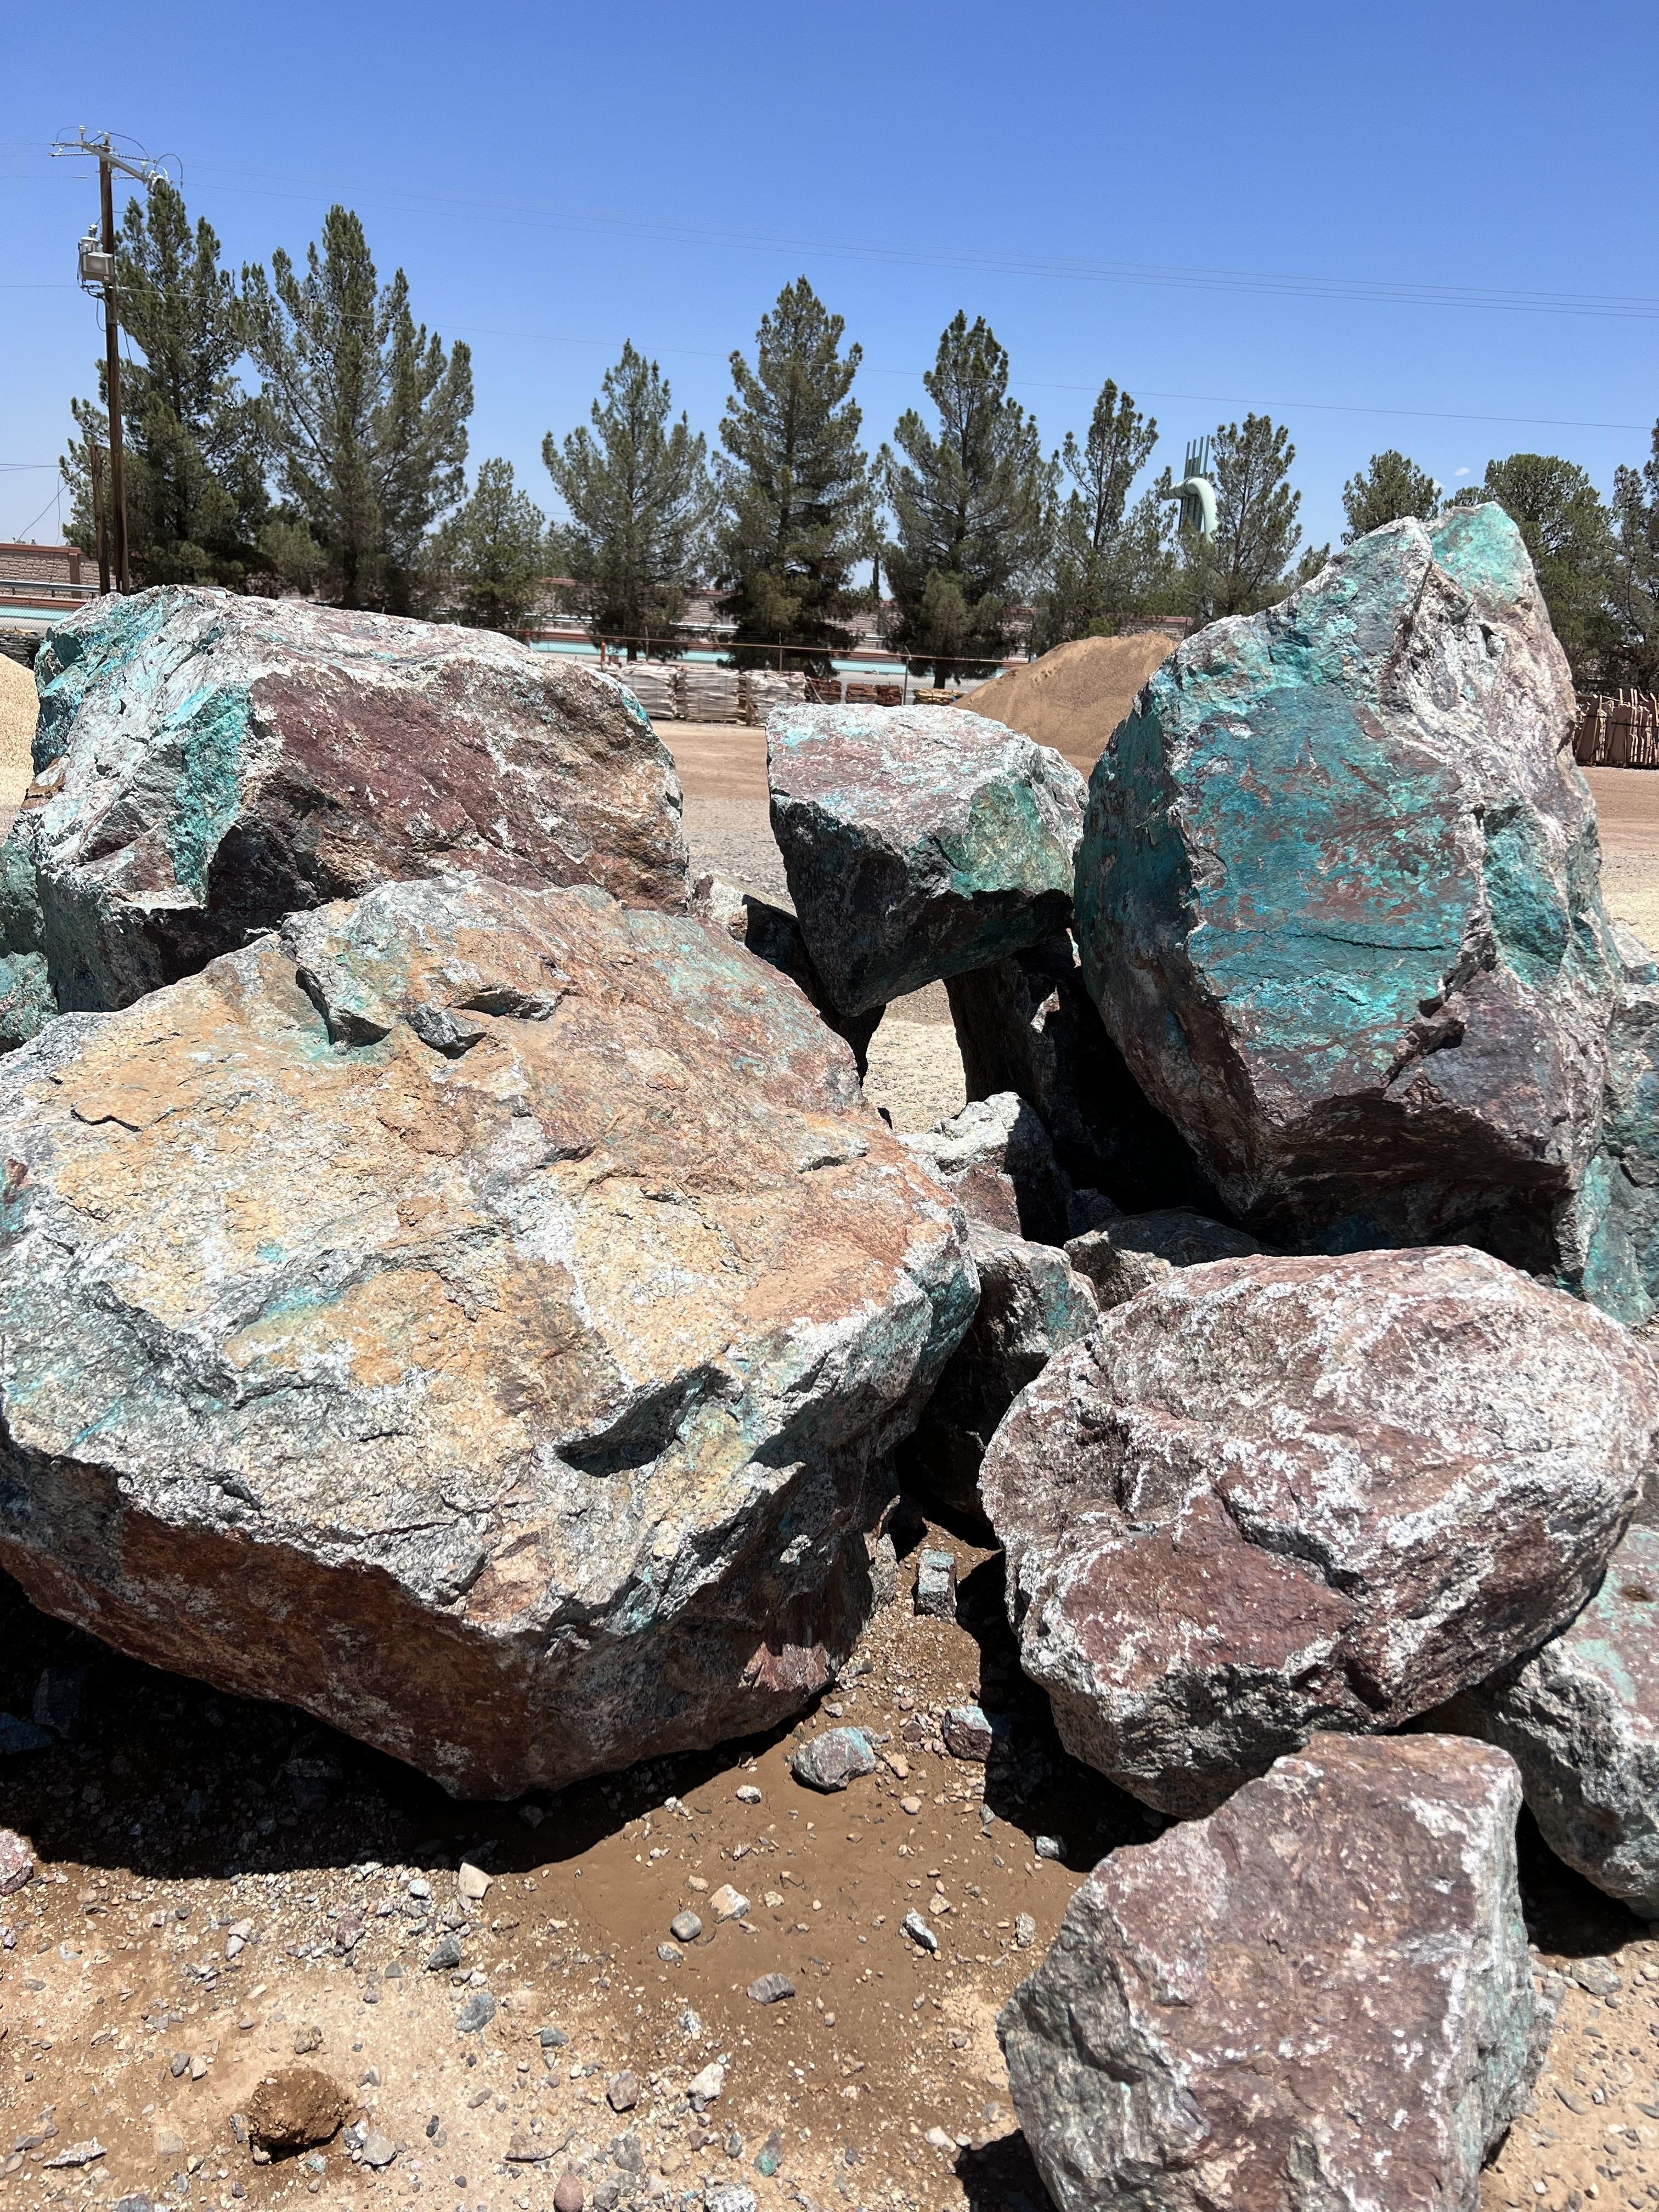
[{"xmin": 4, "ymin": 0, "xmax": 1656, "ymax": 558}]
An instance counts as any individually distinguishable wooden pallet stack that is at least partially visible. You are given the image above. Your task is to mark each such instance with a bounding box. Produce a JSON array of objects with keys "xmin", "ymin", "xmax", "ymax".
[
  {"xmin": 843, "ymin": 681, "xmax": 904, "ymax": 707},
  {"xmin": 1571, "ymin": 691, "xmax": 1659, "ymax": 769},
  {"xmin": 680, "ymin": 665, "xmax": 744, "ymax": 723},
  {"xmin": 739, "ymin": 669, "xmax": 809, "ymax": 725},
  {"xmin": 608, "ymin": 659, "xmax": 680, "ymax": 721}
]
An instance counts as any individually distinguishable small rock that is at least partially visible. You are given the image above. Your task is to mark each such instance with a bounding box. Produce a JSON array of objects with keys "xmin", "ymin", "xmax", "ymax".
[
  {"xmin": 903, "ymin": 1910, "xmax": 938, "ymax": 1953},
  {"xmin": 0, "ymin": 1714, "xmax": 54, "ymax": 1756},
  {"xmin": 1014, "ymin": 1913, "xmax": 1037, "ymax": 1949},
  {"xmin": 555, "ymin": 2174, "xmax": 584, "ymax": 2212},
  {"xmin": 790, "ymin": 1726, "xmax": 877, "ymax": 1792},
  {"xmin": 456, "ymin": 1861, "xmax": 492, "ymax": 1904},
  {"xmin": 0, "ymin": 1829, "xmax": 34, "ymax": 1897},
  {"xmin": 538, "ymin": 2026, "xmax": 568, "ymax": 2049},
  {"xmin": 753, "ymin": 2129, "xmax": 783, "ymax": 2177},
  {"xmin": 31, "ymin": 1665, "xmax": 87, "ymax": 1741},
  {"xmin": 900, "ymin": 1794, "xmax": 922, "ymax": 1816},
  {"xmin": 747, "ymin": 1973, "xmax": 796, "ymax": 2005},
  {"xmin": 735, "ymin": 1785, "xmax": 762, "ymax": 1804},
  {"xmin": 1570, "ymin": 1957, "xmax": 1621, "ymax": 1997},
  {"xmin": 607, "ymin": 2071, "xmax": 640, "ymax": 2113},
  {"xmin": 924, "ymin": 2126, "xmax": 955, "ymax": 2151},
  {"xmin": 425, "ymin": 1934, "xmax": 462, "ymax": 1972},
  {"xmin": 941, "ymin": 1704, "xmax": 994, "ymax": 1761},
  {"xmin": 291, "ymin": 2025, "xmax": 323, "ymax": 2055},
  {"xmin": 189, "ymin": 2055, "xmax": 209, "ymax": 2082},
  {"xmin": 42, "ymin": 2139, "xmax": 103, "ymax": 2169},
  {"xmin": 914, "ymin": 1550, "xmax": 957, "ymax": 1621},
  {"xmin": 871, "ymin": 1532, "xmax": 901, "ymax": 1607},
  {"xmin": 708, "ymin": 1885, "xmax": 749, "ymax": 1923},
  {"xmin": 360, "ymin": 2131, "xmax": 397, "ymax": 2170},
  {"xmin": 506, "ymin": 2126, "xmax": 551, "ymax": 2163},
  {"xmin": 1034, "ymin": 1835, "xmax": 1065, "ymax": 1861},
  {"xmin": 455, "ymin": 1991, "xmax": 496, "ymax": 2034},
  {"xmin": 246, "ymin": 2068, "xmax": 349, "ymax": 2154},
  {"xmin": 657, "ymin": 1942, "xmax": 683, "ymax": 1965},
  {"xmin": 170, "ymin": 2051, "xmax": 190, "ymax": 2078},
  {"xmin": 704, "ymin": 2187, "xmax": 757, "ymax": 2212},
  {"xmin": 670, "ymin": 1910, "xmax": 703, "ymax": 1944},
  {"xmin": 687, "ymin": 2061, "xmax": 726, "ymax": 2110}
]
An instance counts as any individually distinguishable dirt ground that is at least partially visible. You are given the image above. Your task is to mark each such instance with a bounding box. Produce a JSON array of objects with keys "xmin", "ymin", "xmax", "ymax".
[{"xmin": 3, "ymin": 742, "xmax": 1659, "ymax": 2212}]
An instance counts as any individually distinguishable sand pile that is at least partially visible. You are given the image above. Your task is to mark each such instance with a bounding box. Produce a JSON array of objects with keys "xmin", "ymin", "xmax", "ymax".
[
  {"xmin": 0, "ymin": 652, "xmax": 38, "ymax": 804},
  {"xmin": 969, "ymin": 630, "xmax": 1175, "ymax": 772}
]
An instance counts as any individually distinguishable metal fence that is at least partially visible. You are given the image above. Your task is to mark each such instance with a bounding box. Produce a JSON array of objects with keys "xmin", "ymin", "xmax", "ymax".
[{"xmin": 1572, "ymin": 691, "xmax": 1659, "ymax": 769}]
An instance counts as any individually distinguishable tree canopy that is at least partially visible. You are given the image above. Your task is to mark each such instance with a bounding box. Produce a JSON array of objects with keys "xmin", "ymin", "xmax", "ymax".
[
  {"xmin": 1167, "ymin": 413, "xmax": 1307, "ymax": 620},
  {"xmin": 1341, "ymin": 450, "xmax": 1440, "ymax": 541},
  {"xmin": 430, "ymin": 458, "xmax": 549, "ymax": 634},
  {"xmin": 1032, "ymin": 377, "xmax": 1172, "ymax": 650}
]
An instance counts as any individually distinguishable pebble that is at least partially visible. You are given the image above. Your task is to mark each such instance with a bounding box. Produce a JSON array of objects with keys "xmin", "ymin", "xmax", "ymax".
[
  {"xmin": 292, "ymin": 2025, "xmax": 323, "ymax": 2055},
  {"xmin": 687, "ymin": 2062, "xmax": 726, "ymax": 2110},
  {"xmin": 735, "ymin": 1785, "xmax": 762, "ymax": 1804},
  {"xmin": 555, "ymin": 2174, "xmax": 584, "ymax": 2212},
  {"xmin": 169, "ymin": 2051, "xmax": 190, "ymax": 2078},
  {"xmin": 753, "ymin": 2128, "xmax": 783, "ymax": 2177},
  {"xmin": 1014, "ymin": 1914, "xmax": 1037, "ymax": 1948},
  {"xmin": 670, "ymin": 1910, "xmax": 703, "ymax": 1943},
  {"xmin": 607, "ymin": 2070, "xmax": 640, "ymax": 2112},
  {"xmin": 900, "ymin": 1796, "xmax": 923, "ymax": 1816},
  {"xmin": 456, "ymin": 1862, "xmax": 492, "ymax": 1904},
  {"xmin": 747, "ymin": 1973, "xmax": 796, "ymax": 2005},
  {"xmin": 913, "ymin": 1549, "xmax": 958, "ymax": 1621},
  {"xmin": 455, "ymin": 1992, "xmax": 496, "ymax": 2034},
  {"xmin": 1034, "ymin": 1834, "xmax": 1065, "ymax": 1860},
  {"xmin": 539, "ymin": 2025, "xmax": 568, "ymax": 2048},
  {"xmin": 425, "ymin": 1933, "xmax": 462, "ymax": 1972},
  {"xmin": 0, "ymin": 1829, "xmax": 35, "ymax": 1897},
  {"xmin": 924, "ymin": 2126, "xmax": 955, "ymax": 2150},
  {"xmin": 657, "ymin": 1942, "xmax": 684, "ymax": 1965},
  {"xmin": 360, "ymin": 2132, "xmax": 397, "ymax": 2169},
  {"xmin": 43, "ymin": 2141, "xmax": 104, "ymax": 2170},
  {"xmin": 941, "ymin": 1703, "xmax": 994, "ymax": 1761},
  {"xmin": 903, "ymin": 1910, "xmax": 938, "ymax": 1953},
  {"xmin": 709, "ymin": 1885, "xmax": 749, "ymax": 1922},
  {"xmin": 704, "ymin": 2188, "xmax": 756, "ymax": 2212},
  {"xmin": 789, "ymin": 1726, "xmax": 877, "ymax": 1792},
  {"xmin": 1570, "ymin": 1958, "xmax": 1621, "ymax": 1996}
]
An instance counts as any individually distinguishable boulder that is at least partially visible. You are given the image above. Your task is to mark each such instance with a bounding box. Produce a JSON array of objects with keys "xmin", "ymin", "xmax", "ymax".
[
  {"xmin": 899, "ymin": 1091, "xmax": 1069, "ymax": 1245},
  {"xmin": 0, "ymin": 874, "xmax": 977, "ymax": 1796},
  {"xmin": 944, "ymin": 933, "xmax": 1223, "ymax": 1212},
  {"xmin": 1434, "ymin": 1522, "xmax": 1659, "ymax": 1917},
  {"xmin": 901, "ymin": 1224, "xmax": 1097, "ymax": 1523},
  {"xmin": 980, "ymin": 1244, "xmax": 1655, "ymax": 1815},
  {"xmin": 1000, "ymin": 1733, "xmax": 1552, "ymax": 2212},
  {"xmin": 1064, "ymin": 1208, "xmax": 1263, "ymax": 1310},
  {"xmin": 1566, "ymin": 920, "xmax": 1659, "ymax": 1325},
  {"xmin": 768, "ymin": 703, "xmax": 1084, "ymax": 1015},
  {"xmin": 1075, "ymin": 509, "xmax": 1632, "ymax": 1290},
  {"xmin": 0, "ymin": 586, "xmax": 689, "ymax": 1048},
  {"xmin": 689, "ymin": 873, "xmax": 881, "ymax": 1077}
]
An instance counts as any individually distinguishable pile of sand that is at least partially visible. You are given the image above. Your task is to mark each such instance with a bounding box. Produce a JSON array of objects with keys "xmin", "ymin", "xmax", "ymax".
[
  {"xmin": 0, "ymin": 653, "xmax": 38, "ymax": 804},
  {"xmin": 969, "ymin": 630, "xmax": 1176, "ymax": 772}
]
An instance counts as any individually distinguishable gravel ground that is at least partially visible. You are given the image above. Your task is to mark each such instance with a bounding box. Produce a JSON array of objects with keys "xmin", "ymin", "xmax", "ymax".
[{"xmin": 0, "ymin": 654, "xmax": 36, "ymax": 806}]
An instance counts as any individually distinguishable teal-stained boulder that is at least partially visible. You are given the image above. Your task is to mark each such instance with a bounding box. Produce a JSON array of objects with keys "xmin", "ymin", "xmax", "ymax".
[
  {"xmin": 1075, "ymin": 506, "xmax": 1625, "ymax": 1280},
  {"xmin": 1562, "ymin": 921, "xmax": 1659, "ymax": 1325},
  {"xmin": 0, "ymin": 585, "xmax": 690, "ymax": 1047},
  {"xmin": 0, "ymin": 873, "xmax": 975, "ymax": 1796},
  {"xmin": 1434, "ymin": 1522, "xmax": 1659, "ymax": 1918},
  {"xmin": 768, "ymin": 703, "xmax": 1085, "ymax": 1015}
]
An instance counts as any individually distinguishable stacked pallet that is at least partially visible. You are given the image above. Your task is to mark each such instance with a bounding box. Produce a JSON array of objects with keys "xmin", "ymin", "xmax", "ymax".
[
  {"xmin": 1572, "ymin": 691, "xmax": 1659, "ymax": 769},
  {"xmin": 740, "ymin": 669, "xmax": 809, "ymax": 725},
  {"xmin": 805, "ymin": 677, "xmax": 842, "ymax": 706},
  {"xmin": 843, "ymin": 682, "xmax": 904, "ymax": 707},
  {"xmin": 680, "ymin": 664, "xmax": 744, "ymax": 723},
  {"xmin": 608, "ymin": 659, "xmax": 680, "ymax": 721}
]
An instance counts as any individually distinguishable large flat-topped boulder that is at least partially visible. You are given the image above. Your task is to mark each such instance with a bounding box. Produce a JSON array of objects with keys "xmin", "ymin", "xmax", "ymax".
[
  {"xmin": 0, "ymin": 587, "xmax": 689, "ymax": 1047},
  {"xmin": 768, "ymin": 702, "xmax": 1085, "ymax": 1015},
  {"xmin": 0, "ymin": 876, "xmax": 977, "ymax": 1797},
  {"xmin": 980, "ymin": 1244, "xmax": 1655, "ymax": 1815},
  {"xmin": 1075, "ymin": 508, "xmax": 1629, "ymax": 1286},
  {"xmin": 1000, "ymin": 1733, "xmax": 1551, "ymax": 2212}
]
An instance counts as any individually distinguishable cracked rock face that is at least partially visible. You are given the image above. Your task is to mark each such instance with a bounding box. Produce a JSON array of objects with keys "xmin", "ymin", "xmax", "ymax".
[
  {"xmin": 979, "ymin": 1244, "xmax": 1655, "ymax": 1815},
  {"xmin": 1075, "ymin": 507, "xmax": 1630, "ymax": 1289},
  {"xmin": 0, "ymin": 587, "xmax": 689, "ymax": 1048},
  {"xmin": 1000, "ymin": 1733, "xmax": 1551, "ymax": 2212},
  {"xmin": 1436, "ymin": 1521, "xmax": 1659, "ymax": 1916},
  {"xmin": 768, "ymin": 703, "xmax": 1085, "ymax": 1015},
  {"xmin": 0, "ymin": 875, "xmax": 977, "ymax": 1796}
]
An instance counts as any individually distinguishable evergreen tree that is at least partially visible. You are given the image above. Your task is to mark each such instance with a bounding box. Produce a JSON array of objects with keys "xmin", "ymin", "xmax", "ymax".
[
  {"xmin": 1166, "ymin": 413, "xmax": 1305, "ymax": 620},
  {"xmin": 544, "ymin": 342, "xmax": 713, "ymax": 656},
  {"xmin": 1032, "ymin": 378, "xmax": 1172, "ymax": 649},
  {"xmin": 1458, "ymin": 453, "xmax": 1618, "ymax": 682},
  {"xmin": 429, "ymin": 458, "xmax": 549, "ymax": 633},
  {"xmin": 1610, "ymin": 430, "xmax": 1659, "ymax": 689},
  {"xmin": 1340, "ymin": 449, "xmax": 1440, "ymax": 541},
  {"xmin": 61, "ymin": 180, "xmax": 267, "ymax": 587},
  {"xmin": 242, "ymin": 206, "xmax": 472, "ymax": 612},
  {"xmin": 883, "ymin": 313, "xmax": 1056, "ymax": 681},
  {"xmin": 715, "ymin": 278, "xmax": 872, "ymax": 672}
]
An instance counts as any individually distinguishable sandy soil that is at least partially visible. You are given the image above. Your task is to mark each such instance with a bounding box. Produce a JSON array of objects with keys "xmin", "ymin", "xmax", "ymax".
[
  {"xmin": 963, "ymin": 635, "xmax": 1175, "ymax": 775},
  {"xmin": 0, "ymin": 656, "xmax": 37, "ymax": 807}
]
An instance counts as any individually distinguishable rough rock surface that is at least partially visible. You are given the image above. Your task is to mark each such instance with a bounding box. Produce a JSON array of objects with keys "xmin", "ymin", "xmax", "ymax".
[
  {"xmin": 901, "ymin": 1224, "xmax": 1097, "ymax": 1523},
  {"xmin": 1435, "ymin": 1522, "xmax": 1659, "ymax": 1916},
  {"xmin": 0, "ymin": 586, "xmax": 690, "ymax": 1048},
  {"xmin": 899, "ymin": 1091, "xmax": 1069, "ymax": 1245},
  {"xmin": 789, "ymin": 1726, "xmax": 877, "ymax": 1792},
  {"xmin": 245, "ymin": 2068, "xmax": 349, "ymax": 2153},
  {"xmin": 1000, "ymin": 1733, "xmax": 1550, "ymax": 2212},
  {"xmin": 1571, "ymin": 919, "xmax": 1659, "ymax": 1324},
  {"xmin": 768, "ymin": 703, "xmax": 1084, "ymax": 1015},
  {"xmin": 945, "ymin": 933, "xmax": 1222, "ymax": 1212},
  {"xmin": 0, "ymin": 874, "xmax": 977, "ymax": 1796},
  {"xmin": 689, "ymin": 872, "xmax": 881, "ymax": 1077},
  {"xmin": 1064, "ymin": 1207, "xmax": 1263, "ymax": 1309},
  {"xmin": 980, "ymin": 1244, "xmax": 1656, "ymax": 1814},
  {"xmin": 1075, "ymin": 509, "xmax": 1634, "ymax": 1291}
]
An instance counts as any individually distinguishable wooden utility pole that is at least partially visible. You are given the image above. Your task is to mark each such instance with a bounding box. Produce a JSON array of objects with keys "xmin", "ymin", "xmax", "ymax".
[
  {"xmin": 50, "ymin": 129, "xmax": 168, "ymax": 596},
  {"xmin": 90, "ymin": 445, "xmax": 109, "ymax": 595}
]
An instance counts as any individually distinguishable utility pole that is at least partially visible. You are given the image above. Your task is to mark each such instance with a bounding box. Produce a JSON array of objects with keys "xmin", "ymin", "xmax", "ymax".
[{"xmin": 50, "ymin": 128, "xmax": 170, "ymax": 595}]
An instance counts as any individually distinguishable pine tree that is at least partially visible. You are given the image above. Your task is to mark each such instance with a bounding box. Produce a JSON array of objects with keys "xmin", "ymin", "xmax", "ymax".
[
  {"xmin": 429, "ymin": 459, "xmax": 549, "ymax": 633},
  {"xmin": 1611, "ymin": 429, "xmax": 1659, "ymax": 689},
  {"xmin": 1032, "ymin": 379, "xmax": 1172, "ymax": 648},
  {"xmin": 883, "ymin": 313, "xmax": 1056, "ymax": 681},
  {"xmin": 543, "ymin": 342, "xmax": 713, "ymax": 656},
  {"xmin": 1166, "ymin": 413, "xmax": 1305, "ymax": 620},
  {"xmin": 61, "ymin": 180, "xmax": 267, "ymax": 588},
  {"xmin": 242, "ymin": 206, "xmax": 472, "ymax": 612},
  {"xmin": 1341, "ymin": 450, "xmax": 1440, "ymax": 541},
  {"xmin": 715, "ymin": 278, "xmax": 872, "ymax": 672}
]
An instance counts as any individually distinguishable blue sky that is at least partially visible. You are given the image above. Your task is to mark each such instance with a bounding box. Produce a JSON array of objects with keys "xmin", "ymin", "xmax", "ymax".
[{"xmin": 4, "ymin": 0, "xmax": 1657, "ymax": 560}]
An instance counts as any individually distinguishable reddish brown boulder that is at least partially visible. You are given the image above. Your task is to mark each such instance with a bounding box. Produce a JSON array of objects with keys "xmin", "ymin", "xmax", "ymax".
[
  {"xmin": 1000, "ymin": 1733, "xmax": 1554, "ymax": 2212},
  {"xmin": 245, "ymin": 2067, "xmax": 349, "ymax": 2153},
  {"xmin": 980, "ymin": 1244, "xmax": 1656, "ymax": 1814}
]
